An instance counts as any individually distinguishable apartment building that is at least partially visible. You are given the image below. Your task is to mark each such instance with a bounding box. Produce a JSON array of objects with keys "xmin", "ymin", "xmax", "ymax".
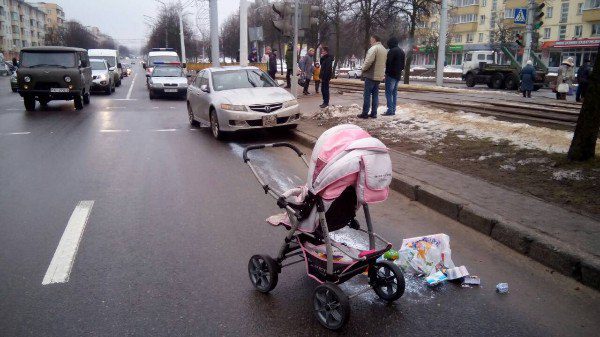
[
  {"xmin": 32, "ymin": 2, "xmax": 64, "ymax": 29},
  {"xmin": 413, "ymin": 0, "xmax": 599, "ymax": 68},
  {"xmin": 0, "ymin": 0, "xmax": 47, "ymax": 60}
]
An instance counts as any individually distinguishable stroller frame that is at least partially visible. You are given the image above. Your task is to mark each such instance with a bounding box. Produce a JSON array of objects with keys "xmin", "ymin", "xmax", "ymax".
[{"xmin": 243, "ymin": 142, "xmax": 405, "ymax": 330}]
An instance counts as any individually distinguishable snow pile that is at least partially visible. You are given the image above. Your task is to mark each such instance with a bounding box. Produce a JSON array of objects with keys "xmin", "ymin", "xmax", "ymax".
[
  {"xmin": 478, "ymin": 153, "xmax": 505, "ymax": 161},
  {"xmin": 552, "ymin": 169, "xmax": 584, "ymax": 181},
  {"xmin": 312, "ymin": 103, "xmax": 591, "ymax": 154}
]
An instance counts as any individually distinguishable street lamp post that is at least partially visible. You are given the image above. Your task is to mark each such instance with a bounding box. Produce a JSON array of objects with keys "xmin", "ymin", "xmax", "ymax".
[
  {"xmin": 240, "ymin": 0, "xmax": 249, "ymax": 66},
  {"xmin": 209, "ymin": 0, "xmax": 219, "ymax": 67},
  {"xmin": 436, "ymin": 0, "xmax": 448, "ymax": 86}
]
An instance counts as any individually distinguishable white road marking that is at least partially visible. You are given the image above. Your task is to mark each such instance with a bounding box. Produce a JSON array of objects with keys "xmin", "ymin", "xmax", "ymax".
[
  {"xmin": 42, "ymin": 201, "xmax": 94, "ymax": 285},
  {"xmin": 107, "ymin": 106, "xmax": 126, "ymax": 109},
  {"xmin": 126, "ymin": 74, "xmax": 137, "ymax": 100},
  {"xmin": 112, "ymin": 98, "xmax": 138, "ymax": 101},
  {"xmin": 154, "ymin": 129, "xmax": 177, "ymax": 132},
  {"xmin": 7, "ymin": 132, "xmax": 31, "ymax": 135},
  {"xmin": 152, "ymin": 107, "xmax": 159, "ymax": 109},
  {"xmin": 100, "ymin": 129, "xmax": 130, "ymax": 133},
  {"xmin": 169, "ymin": 107, "xmax": 176, "ymax": 109},
  {"xmin": 6, "ymin": 108, "xmax": 20, "ymax": 111}
]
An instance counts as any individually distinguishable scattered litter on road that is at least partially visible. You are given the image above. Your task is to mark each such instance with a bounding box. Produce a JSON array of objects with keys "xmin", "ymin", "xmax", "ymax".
[
  {"xmin": 445, "ymin": 265, "xmax": 469, "ymax": 280},
  {"xmin": 462, "ymin": 276, "xmax": 481, "ymax": 286},
  {"xmin": 395, "ymin": 233, "xmax": 455, "ymax": 276},
  {"xmin": 496, "ymin": 283, "xmax": 509, "ymax": 294},
  {"xmin": 412, "ymin": 149, "xmax": 427, "ymax": 156},
  {"xmin": 383, "ymin": 249, "xmax": 399, "ymax": 261},
  {"xmin": 426, "ymin": 271, "xmax": 448, "ymax": 286}
]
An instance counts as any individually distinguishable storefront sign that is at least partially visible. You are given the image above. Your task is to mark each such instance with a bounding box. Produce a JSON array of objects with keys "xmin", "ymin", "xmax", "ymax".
[{"xmin": 542, "ymin": 38, "xmax": 600, "ymax": 49}]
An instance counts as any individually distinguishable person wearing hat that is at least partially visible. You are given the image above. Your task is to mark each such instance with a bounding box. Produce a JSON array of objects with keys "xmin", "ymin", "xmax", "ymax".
[
  {"xmin": 576, "ymin": 58, "xmax": 592, "ymax": 102},
  {"xmin": 555, "ymin": 57, "xmax": 575, "ymax": 100},
  {"xmin": 519, "ymin": 60, "xmax": 535, "ymax": 98},
  {"xmin": 299, "ymin": 48, "xmax": 315, "ymax": 95},
  {"xmin": 313, "ymin": 62, "xmax": 321, "ymax": 94}
]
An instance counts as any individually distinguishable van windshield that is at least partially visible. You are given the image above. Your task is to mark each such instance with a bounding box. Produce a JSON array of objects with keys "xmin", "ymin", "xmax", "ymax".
[
  {"xmin": 91, "ymin": 56, "xmax": 117, "ymax": 67},
  {"xmin": 21, "ymin": 52, "xmax": 76, "ymax": 68},
  {"xmin": 91, "ymin": 60, "xmax": 107, "ymax": 70},
  {"xmin": 149, "ymin": 55, "xmax": 179, "ymax": 66}
]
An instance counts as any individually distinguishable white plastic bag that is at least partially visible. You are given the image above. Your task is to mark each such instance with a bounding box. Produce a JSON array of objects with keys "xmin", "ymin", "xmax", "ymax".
[{"xmin": 395, "ymin": 233, "xmax": 455, "ymax": 276}]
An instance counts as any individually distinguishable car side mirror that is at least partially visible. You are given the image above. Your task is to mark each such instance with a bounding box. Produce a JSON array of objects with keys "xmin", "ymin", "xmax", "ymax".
[
  {"xmin": 277, "ymin": 79, "xmax": 285, "ymax": 87},
  {"xmin": 200, "ymin": 84, "xmax": 209, "ymax": 93},
  {"xmin": 109, "ymin": 66, "xmax": 116, "ymax": 71}
]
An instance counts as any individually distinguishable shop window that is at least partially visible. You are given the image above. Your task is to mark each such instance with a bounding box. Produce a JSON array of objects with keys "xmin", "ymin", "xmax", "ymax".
[{"xmin": 544, "ymin": 27, "xmax": 551, "ymax": 39}]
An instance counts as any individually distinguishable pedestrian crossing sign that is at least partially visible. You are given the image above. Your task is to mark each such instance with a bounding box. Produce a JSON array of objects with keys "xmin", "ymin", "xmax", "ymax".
[{"xmin": 514, "ymin": 8, "xmax": 527, "ymax": 24}]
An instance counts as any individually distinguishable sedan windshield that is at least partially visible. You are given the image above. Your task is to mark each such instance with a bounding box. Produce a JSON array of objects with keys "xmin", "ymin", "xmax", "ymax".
[
  {"xmin": 152, "ymin": 67, "xmax": 183, "ymax": 77},
  {"xmin": 91, "ymin": 56, "xmax": 116, "ymax": 67},
  {"xmin": 21, "ymin": 52, "xmax": 76, "ymax": 68},
  {"xmin": 91, "ymin": 61, "xmax": 107, "ymax": 70},
  {"xmin": 212, "ymin": 69, "xmax": 276, "ymax": 91}
]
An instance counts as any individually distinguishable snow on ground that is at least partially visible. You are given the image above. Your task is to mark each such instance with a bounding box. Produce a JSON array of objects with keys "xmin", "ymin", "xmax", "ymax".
[
  {"xmin": 552, "ymin": 169, "xmax": 584, "ymax": 181},
  {"xmin": 411, "ymin": 76, "xmax": 462, "ymax": 82},
  {"xmin": 312, "ymin": 103, "xmax": 593, "ymax": 154}
]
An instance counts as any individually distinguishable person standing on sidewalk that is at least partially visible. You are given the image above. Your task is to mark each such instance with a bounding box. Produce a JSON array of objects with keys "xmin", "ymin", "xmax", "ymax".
[
  {"xmin": 576, "ymin": 58, "xmax": 592, "ymax": 102},
  {"xmin": 267, "ymin": 48, "xmax": 277, "ymax": 80},
  {"xmin": 357, "ymin": 35, "xmax": 387, "ymax": 119},
  {"xmin": 313, "ymin": 63, "xmax": 321, "ymax": 94},
  {"xmin": 519, "ymin": 60, "xmax": 535, "ymax": 98},
  {"xmin": 299, "ymin": 48, "xmax": 315, "ymax": 95},
  {"xmin": 284, "ymin": 43, "xmax": 293, "ymax": 88},
  {"xmin": 383, "ymin": 37, "xmax": 405, "ymax": 116},
  {"xmin": 248, "ymin": 48, "xmax": 258, "ymax": 63},
  {"xmin": 555, "ymin": 57, "xmax": 574, "ymax": 100},
  {"xmin": 319, "ymin": 46, "xmax": 334, "ymax": 108}
]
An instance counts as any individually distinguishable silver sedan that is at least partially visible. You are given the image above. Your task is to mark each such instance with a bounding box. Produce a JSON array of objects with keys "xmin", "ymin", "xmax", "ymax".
[{"xmin": 186, "ymin": 66, "xmax": 300, "ymax": 140}]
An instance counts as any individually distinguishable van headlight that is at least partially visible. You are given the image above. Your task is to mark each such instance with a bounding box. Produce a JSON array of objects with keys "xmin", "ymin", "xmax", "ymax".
[
  {"xmin": 282, "ymin": 99, "xmax": 298, "ymax": 108},
  {"xmin": 24, "ymin": 76, "xmax": 31, "ymax": 83},
  {"xmin": 64, "ymin": 76, "xmax": 72, "ymax": 83},
  {"xmin": 220, "ymin": 104, "xmax": 247, "ymax": 111}
]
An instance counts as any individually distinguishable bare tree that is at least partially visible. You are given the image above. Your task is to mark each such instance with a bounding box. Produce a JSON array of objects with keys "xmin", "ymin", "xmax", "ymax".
[
  {"xmin": 62, "ymin": 21, "xmax": 98, "ymax": 50},
  {"xmin": 350, "ymin": 0, "xmax": 398, "ymax": 53},
  {"xmin": 323, "ymin": 0, "xmax": 350, "ymax": 72}
]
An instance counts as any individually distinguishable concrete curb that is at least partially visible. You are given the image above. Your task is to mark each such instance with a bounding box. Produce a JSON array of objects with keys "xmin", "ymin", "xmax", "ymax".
[{"xmin": 291, "ymin": 129, "xmax": 600, "ymax": 291}]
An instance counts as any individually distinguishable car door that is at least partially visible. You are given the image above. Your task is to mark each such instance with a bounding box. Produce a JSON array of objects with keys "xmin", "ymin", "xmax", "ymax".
[
  {"xmin": 197, "ymin": 71, "xmax": 212, "ymax": 122},
  {"xmin": 187, "ymin": 71, "xmax": 203, "ymax": 116}
]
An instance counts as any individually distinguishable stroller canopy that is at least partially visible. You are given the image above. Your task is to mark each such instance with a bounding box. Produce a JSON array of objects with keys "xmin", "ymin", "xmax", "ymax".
[{"xmin": 307, "ymin": 124, "xmax": 392, "ymax": 204}]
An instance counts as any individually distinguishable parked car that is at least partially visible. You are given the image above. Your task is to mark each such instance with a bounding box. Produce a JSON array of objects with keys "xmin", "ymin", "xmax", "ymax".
[
  {"xmin": 347, "ymin": 67, "xmax": 362, "ymax": 79},
  {"xmin": 10, "ymin": 72, "xmax": 18, "ymax": 92},
  {"xmin": 90, "ymin": 59, "xmax": 114, "ymax": 94},
  {"xmin": 147, "ymin": 65, "xmax": 189, "ymax": 99},
  {"xmin": 186, "ymin": 66, "xmax": 300, "ymax": 140},
  {"xmin": 16, "ymin": 46, "xmax": 92, "ymax": 111}
]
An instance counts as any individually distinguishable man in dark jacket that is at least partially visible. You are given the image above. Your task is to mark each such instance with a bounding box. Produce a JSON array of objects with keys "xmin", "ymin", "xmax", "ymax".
[
  {"xmin": 576, "ymin": 58, "xmax": 592, "ymax": 102},
  {"xmin": 248, "ymin": 48, "xmax": 258, "ymax": 63},
  {"xmin": 267, "ymin": 48, "xmax": 277, "ymax": 80},
  {"xmin": 319, "ymin": 46, "xmax": 334, "ymax": 108},
  {"xmin": 383, "ymin": 37, "xmax": 405, "ymax": 116},
  {"xmin": 285, "ymin": 43, "xmax": 293, "ymax": 88}
]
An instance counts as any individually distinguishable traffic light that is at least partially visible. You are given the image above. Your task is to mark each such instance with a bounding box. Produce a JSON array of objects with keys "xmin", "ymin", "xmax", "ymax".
[
  {"xmin": 533, "ymin": 2, "xmax": 545, "ymax": 30},
  {"xmin": 272, "ymin": 1, "xmax": 293, "ymax": 37},
  {"xmin": 515, "ymin": 33, "xmax": 524, "ymax": 47},
  {"xmin": 300, "ymin": 4, "xmax": 320, "ymax": 29}
]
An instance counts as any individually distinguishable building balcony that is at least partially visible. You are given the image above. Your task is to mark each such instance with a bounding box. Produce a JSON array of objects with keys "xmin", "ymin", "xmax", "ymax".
[
  {"xmin": 452, "ymin": 22, "xmax": 478, "ymax": 33},
  {"xmin": 582, "ymin": 8, "xmax": 600, "ymax": 22},
  {"xmin": 450, "ymin": 5, "xmax": 479, "ymax": 15}
]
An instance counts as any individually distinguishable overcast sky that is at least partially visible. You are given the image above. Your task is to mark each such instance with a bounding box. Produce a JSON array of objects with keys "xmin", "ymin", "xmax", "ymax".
[{"xmin": 53, "ymin": 0, "xmax": 241, "ymax": 51}]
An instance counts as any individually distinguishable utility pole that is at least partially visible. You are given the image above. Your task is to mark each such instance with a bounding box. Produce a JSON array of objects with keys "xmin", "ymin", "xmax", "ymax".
[
  {"xmin": 292, "ymin": 0, "xmax": 299, "ymax": 98},
  {"xmin": 179, "ymin": 11, "xmax": 186, "ymax": 63},
  {"xmin": 209, "ymin": 0, "xmax": 219, "ymax": 67},
  {"xmin": 240, "ymin": 0, "xmax": 249, "ymax": 66},
  {"xmin": 165, "ymin": 27, "xmax": 168, "ymax": 48},
  {"xmin": 523, "ymin": 0, "xmax": 534, "ymax": 65},
  {"xmin": 436, "ymin": 0, "xmax": 448, "ymax": 86}
]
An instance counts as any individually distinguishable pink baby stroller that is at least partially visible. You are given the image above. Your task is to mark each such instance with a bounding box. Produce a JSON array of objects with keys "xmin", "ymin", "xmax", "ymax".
[{"xmin": 243, "ymin": 124, "xmax": 405, "ymax": 330}]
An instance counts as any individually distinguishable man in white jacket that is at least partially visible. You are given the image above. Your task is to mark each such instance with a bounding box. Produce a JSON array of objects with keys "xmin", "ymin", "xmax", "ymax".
[{"xmin": 357, "ymin": 35, "xmax": 387, "ymax": 119}]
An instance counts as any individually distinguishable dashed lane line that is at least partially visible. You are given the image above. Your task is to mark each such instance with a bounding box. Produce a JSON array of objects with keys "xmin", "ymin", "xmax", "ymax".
[
  {"xmin": 42, "ymin": 201, "xmax": 94, "ymax": 285},
  {"xmin": 154, "ymin": 129, "xmax": 177, "ymax": 132},
  {"xmin": 100, "ymin": 129, "xmax": 130, "ymax": 133},
  {"xmin": 5, "ymin": 132, "xmax": 31, "ymax": 135},
  {"xmin": 126, "ymin": 73, "xmax": 137, "ymax": 100}
]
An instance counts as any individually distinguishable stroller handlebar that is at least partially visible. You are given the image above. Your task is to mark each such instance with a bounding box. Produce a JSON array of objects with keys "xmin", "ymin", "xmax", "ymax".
[{"xmin": 243, "ymin": 142, "xmax": 304, "ymax": 163}]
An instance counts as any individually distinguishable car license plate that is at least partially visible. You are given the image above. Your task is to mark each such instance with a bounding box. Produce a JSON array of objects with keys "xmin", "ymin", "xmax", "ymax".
[
  {"xmin": 164, "ymin": 89, "xmax": 177, "ymax": 93},
  {"xmin": 262, "ymin": 115, "xmax": 277, "ymax": 127},
  {"xmin": 50, "ymin": 88, "xmax": 69, "ymax": 93}
]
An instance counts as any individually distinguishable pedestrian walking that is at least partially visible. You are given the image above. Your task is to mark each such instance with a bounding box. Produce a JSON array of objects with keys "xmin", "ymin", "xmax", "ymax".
[
  {"xmin": 576, "ymin": 58, "xmax": 592, "ymax": 102},
  {"xmin": 357, "ymin": 35, "xmax": 387, "ymax": 119},
  {"xmin": 383, "ymin": 37, "xmax": 405, "ymax": 116},
  {"xmin": 519, "ymin": 60, "xmax": 535, "ymax": 98},
  {"xmin": 268, "ymin": 48, "xmax": 277, "ymax": 80},
  {"xmin": 262, "ymin": 46, "xmax": 271, "ymax": 64},
  {"xmin": 555, "ymin": 57, "xmax": 574, "ymax": 100},
  {"xmin": 299, "ymin": 48, "xmax": 315, "ymax": 95},
  {"xmin": 313, "ymin": 63, "xmax": 321, "ymax": 94},
  {"xmin": 248, "ymin": 48, "xmax": 258, "ymax": 63},
  {"xmin": 285, "ymin": 43, "xmax": 293, "ymax": 88},
  {"xmin": 319, "ymin": 46, "xmax": 334, "ymax": 108}
]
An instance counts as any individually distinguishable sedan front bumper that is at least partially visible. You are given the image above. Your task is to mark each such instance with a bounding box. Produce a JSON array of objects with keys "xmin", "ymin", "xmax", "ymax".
[
  {"xmin": 217, "ymin": 105, "xmax": 301, "ymax": 132},
  {"xmin": 149, "ymin": 86, "xmax": 188, "ymax": 96}
]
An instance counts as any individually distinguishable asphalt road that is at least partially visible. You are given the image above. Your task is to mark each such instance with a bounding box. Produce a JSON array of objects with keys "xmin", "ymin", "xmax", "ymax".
[{"xmin": 1, "ymin": 64, "xmax": 598, "ymax": 337}]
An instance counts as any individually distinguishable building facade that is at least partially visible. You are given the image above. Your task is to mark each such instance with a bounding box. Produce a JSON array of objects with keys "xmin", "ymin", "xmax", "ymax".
[
  {"xmin": 413, "ymin": 0, "xmax": 599, "ymax": 68},
  {"xmin": 32, "ymin": 2, "xmax": 64, "ymax": 29},
  {"xmin": 0, "ymin": 0, "xmax": 47, "ymax": 60}
]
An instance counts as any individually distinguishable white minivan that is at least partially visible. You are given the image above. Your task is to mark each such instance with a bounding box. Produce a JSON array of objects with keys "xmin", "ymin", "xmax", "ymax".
[{"xmin": 88, "ymin": 49, "xmax": 122, "ymax": 87}]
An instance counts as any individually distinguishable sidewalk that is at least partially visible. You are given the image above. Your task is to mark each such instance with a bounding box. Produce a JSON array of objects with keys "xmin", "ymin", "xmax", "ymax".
[{"xmin": 292, "ymin": 93, "xmax": 600, "ymax": 291}]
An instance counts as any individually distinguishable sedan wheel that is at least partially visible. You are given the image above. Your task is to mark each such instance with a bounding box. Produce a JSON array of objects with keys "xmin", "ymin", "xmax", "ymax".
[
  {"xmin": 210, "ymin": 110, "xmax": 224, "ymax": 140},
  {"xmin": 188, "ymin": 103, "xmax": 199, "ymax": 127}
]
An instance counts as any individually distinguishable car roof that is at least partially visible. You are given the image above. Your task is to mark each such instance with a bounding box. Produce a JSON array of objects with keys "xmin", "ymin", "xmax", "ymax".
[
  {"xmin": 21, "ymin": 46, "xmax": 86, "ymax": 52},
  {"xmin": 148, "ymin": 51, "xmax": 178, "ymax": 56},
  {"xmin": 206, "ymin": 66, "xmax": 260, "ymax": 73},
  {"xmin": 88, "ymin": 49, "xmax": 118, "ymax": 56}
]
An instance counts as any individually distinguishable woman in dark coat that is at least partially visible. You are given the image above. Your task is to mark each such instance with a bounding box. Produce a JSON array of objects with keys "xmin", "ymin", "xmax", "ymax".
[{"xmin": 519, "ymin": 60, "xmax": 535, "ymax": 98}]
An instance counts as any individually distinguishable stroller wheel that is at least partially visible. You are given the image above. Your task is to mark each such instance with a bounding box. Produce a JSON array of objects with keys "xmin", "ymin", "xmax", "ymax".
[
  {"xmin": 313, "ymin": 283, "xmax": 350, "ymax": 330},
  {"xmin": 248, "ymin": 255, "xmax": 279, "ymax": 293},
  {"xmin": 369, "ymin": 260, "xmax": 405, "ymax": 302}
]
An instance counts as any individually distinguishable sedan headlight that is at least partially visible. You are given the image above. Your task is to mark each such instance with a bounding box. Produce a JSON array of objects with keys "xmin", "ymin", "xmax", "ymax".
[
  {"xmin": 220, "ymin": 103, "xmax": 247, "ymax": 111},
  {"xmin": 64, "ymin": 76, "xmax": 72, "ymax": 83},
  {"xmin": 282, "ymin": 99, "xmax": 298, "ymax": 108},
  {"xmin": 24, "ymin": 76, "xmax": 31, "ymax": 83}
]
